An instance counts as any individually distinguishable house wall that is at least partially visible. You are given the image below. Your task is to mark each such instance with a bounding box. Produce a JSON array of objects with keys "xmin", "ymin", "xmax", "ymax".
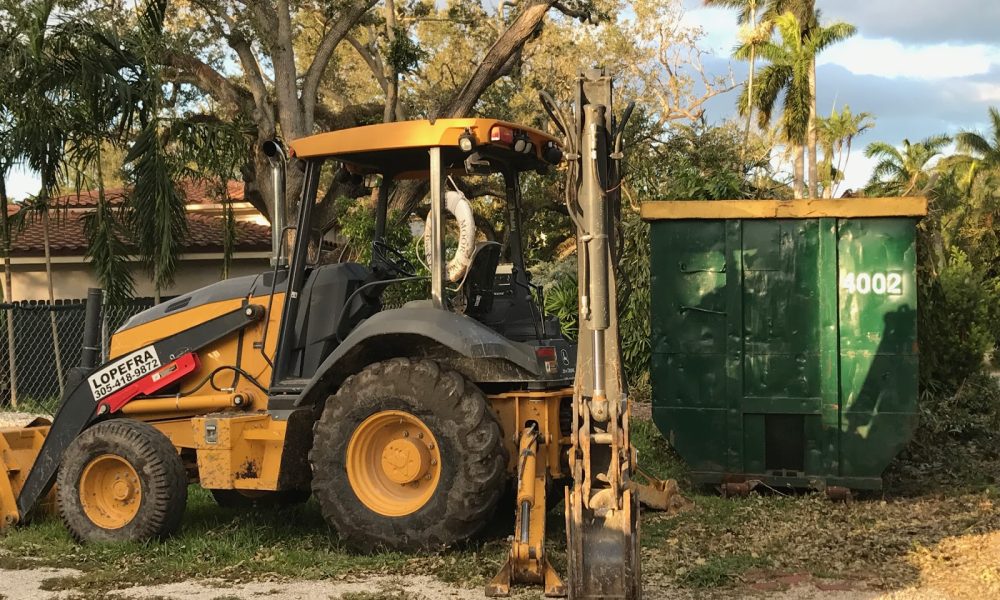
[{"xmin": 5, "ymin": 255, "xmax": 272, "ymax": 302}]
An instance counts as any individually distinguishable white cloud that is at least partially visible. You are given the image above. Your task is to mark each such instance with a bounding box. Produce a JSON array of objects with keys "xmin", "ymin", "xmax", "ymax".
[
  {"xmin": 969, "ymin": 83, "xmax": 1000, "ymax": 104},
  {"xmin": 818, "ymin": 36, "xmax": 1000, "ymax": 80},
  {"xmin": 4, "ymin": 165, "xmax": 39, "ymax": 202},
  {"xmin": 679, "ymin": 7, "xmax": 739, "ymax": 55}
]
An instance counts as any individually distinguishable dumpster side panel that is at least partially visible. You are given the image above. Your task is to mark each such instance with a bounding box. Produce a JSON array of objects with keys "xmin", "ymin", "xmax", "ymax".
[
  {"xmin": 837, "ymin": 218, "xmax": 920, "ymax": 479},
  {"xmin": 650, "ymin": 220, "xmax": 729, "ymax": 473}
]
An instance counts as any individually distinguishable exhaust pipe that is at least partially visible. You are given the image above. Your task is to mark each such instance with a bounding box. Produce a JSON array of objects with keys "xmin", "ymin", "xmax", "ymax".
[
  {"xmin": 80, "ymin": 288, "xmax": 103, "ymax": 370},
  {"xmin": 262, "ymin": 140, "xmax": 287, "ymax": 267}
]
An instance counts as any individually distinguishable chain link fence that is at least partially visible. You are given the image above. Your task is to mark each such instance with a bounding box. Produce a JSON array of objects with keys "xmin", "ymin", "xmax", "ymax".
[{"xmin": 0, "ymin": 297, "xmax": 156, "ymax": 415}]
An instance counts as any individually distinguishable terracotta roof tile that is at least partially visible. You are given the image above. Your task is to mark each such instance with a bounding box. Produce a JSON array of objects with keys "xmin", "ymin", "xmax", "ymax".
[
  {"xmin": 9, "ymin": 210, "xmax": 271, "ymax": 257},
  {"xmin": 47, "ymin": 180, "xmax": 245, "ymax": 209}
]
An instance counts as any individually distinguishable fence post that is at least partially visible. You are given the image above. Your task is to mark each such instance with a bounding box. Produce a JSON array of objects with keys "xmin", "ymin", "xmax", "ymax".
[{"xmin": 4, "ymin": 304, "xmax": 16, "ymax": 408}]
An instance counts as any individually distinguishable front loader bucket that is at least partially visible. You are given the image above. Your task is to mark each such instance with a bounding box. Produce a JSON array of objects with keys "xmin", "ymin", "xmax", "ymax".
[{"xmin": 0, "ymin": 418, "xmax": 51, "ymax": 528}]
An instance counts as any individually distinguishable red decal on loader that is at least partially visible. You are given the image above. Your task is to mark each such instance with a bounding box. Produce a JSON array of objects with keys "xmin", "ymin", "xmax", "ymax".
[{"xmin": 96, "ymin": 353, "xmax": 200, "ymax": 415}]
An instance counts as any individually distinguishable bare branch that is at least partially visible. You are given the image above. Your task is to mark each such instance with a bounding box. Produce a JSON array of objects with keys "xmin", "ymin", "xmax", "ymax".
[
  {"xmin": 552, "ymin": 1, "xmax": 588, "ymax": 19},
  {"xmin": 161, "ymin": 50, "xmax": 254, "ymax": 118},
  {"xmin": 188, "ymin": 0, "xmax": 274, "ymax": 131},
  {"xmin": 346, "ymin": 33, "xmax": 390, "ymax": 95},
  {"xmin": 302, "ymin": 0, "xmax": 379, "ymax": 132}
]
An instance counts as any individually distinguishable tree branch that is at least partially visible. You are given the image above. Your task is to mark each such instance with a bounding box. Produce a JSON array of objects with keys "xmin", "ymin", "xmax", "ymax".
[
  {"xmin": 552, "ymin": 1, "xmax": 589, "ymax": 19},
  {"xmin": 302, "ymin": 0, "xmax": 379, "ymax": 132},
  {"xmin": 442, "ymin": 0, "xmax": 554, "ymax": 118},
  {"xmin": 161, "ymin": 50, "xmax": 255, "ymax": 118},
  {"xmin": 346, "ymin": 33, "xmax": 390, "ymax": 95}
]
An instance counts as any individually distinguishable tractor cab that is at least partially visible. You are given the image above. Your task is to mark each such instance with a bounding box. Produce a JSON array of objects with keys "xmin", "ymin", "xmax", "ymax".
[{"xmin": 265, "ymin": 119, "xmax": 574, "ymax": 398}]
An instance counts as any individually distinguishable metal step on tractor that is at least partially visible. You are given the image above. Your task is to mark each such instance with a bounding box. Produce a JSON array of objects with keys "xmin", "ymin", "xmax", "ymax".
[{"xmin": 0, "ymin": 69, "xmax": 645, "ymax": 598}]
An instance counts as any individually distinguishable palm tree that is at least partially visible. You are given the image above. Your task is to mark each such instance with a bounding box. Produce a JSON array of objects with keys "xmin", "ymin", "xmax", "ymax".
[
  {"xmin": 817, "ymin": 105, "xmax": 875, "ymax": 197},
  {"xmin": 761, "ymin": 2, "xmax": 818, "ymax": 196},
  {"xmin": 704, "ymin": 0, "xmax": 767, "ymax": 144},
  {"xmin": 737, "ymin": 12, "xmax": 855, "ymax": 198},
  {"xmin": 2, "ymin": 0, "xmax": 74, "ymax": 395},
  {"xmin": 864, "ymin": 135, "xmax": 952, "ymax": 197},
  {"xmin": 955, "ymin": 106, "xmax": 1000, "ymax": 186}
]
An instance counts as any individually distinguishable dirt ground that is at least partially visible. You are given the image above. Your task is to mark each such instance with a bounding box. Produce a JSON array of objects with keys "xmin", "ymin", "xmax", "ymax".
[
  {"xmin": 2, "ymin": 538, "xmax": 998, "ymax": 600},
  {"xmin": 0, "ymin": 567, "xmax": 871, "ymax": 599}
]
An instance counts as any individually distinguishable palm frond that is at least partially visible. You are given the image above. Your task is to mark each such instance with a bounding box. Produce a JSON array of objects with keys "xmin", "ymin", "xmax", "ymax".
[
  {"xmin": 809, "ymin": 22, "xmax": 857, "ymax": 54},
  {"xmin": 83, "ymin": 189, "xmax": 134, "ymax": 305},
  {"xmin": 956, "ymin": 131, "xmax": 992, "ymax": 157},
  {"xmin": 124, "ymin": 121, "xmax": 187, "ymax": 292},
  {"xmin": 865, "ymin": 141, "xmax": 902, "ymax": 161}
]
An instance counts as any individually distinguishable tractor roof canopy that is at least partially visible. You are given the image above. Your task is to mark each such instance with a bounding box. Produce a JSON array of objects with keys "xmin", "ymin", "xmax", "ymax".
[{"xmin": 287, "ymin": 118, "xmax": 561, "ymax": 179}]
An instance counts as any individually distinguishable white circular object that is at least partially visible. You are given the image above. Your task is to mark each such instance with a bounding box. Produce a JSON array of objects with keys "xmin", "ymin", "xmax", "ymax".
[{"xmin": 423, "ymin": 190, "xmax": 477, "ymax": 282}]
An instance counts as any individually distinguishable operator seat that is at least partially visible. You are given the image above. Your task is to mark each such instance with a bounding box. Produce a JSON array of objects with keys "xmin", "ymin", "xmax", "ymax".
[{"xmin": 460, "ymin": 242, "xmax": 502, "ymax": 319}]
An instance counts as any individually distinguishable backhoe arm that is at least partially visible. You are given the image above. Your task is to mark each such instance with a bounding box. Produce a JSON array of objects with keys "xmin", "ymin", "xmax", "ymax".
[{"xmin": 559, "ymin": 68, "xmax": 641, "ymax": 599}]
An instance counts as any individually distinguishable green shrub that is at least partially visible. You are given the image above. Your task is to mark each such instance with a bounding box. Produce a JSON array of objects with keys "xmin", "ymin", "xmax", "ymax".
[
  {"xmin": 534, "ymin": 209, "xmax": 651, "ymax": 387},
  {"xmin": 918, "ymin": 372, "xmax": 1000, "ymax": 440},
  {"xmin": 918, "ymin": 248, "xmax": 1000, "ymax": 392},
  {"xmin": 541, "ymin": 271, "xmax": 579, "ymax": 340}
]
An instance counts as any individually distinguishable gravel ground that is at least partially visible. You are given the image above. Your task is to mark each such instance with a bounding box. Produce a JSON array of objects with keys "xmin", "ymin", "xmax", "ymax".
[{"xmin": 0, "ymin": 412, "xmax": 46, "ymax": 428}]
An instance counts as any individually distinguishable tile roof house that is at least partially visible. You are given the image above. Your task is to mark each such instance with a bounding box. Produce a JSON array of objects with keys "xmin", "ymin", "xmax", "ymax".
[{"xmin": 4, "ymin": 180, "xmax": 273, "ymax": 302}]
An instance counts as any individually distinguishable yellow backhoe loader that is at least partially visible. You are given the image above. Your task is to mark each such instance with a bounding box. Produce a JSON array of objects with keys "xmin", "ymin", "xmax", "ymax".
[{"xmin": 0, "ymin": 69, "xmax": 640, "ymax": 598}]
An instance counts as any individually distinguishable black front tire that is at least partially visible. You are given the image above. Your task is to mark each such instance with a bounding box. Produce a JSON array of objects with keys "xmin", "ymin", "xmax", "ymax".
[
  {"xmin": 310, "ymin": 358, "xmax": 507, "ymax": 551},
  {"xmin": 56, "ymin": 419, "xmax": 188, "ymax": 543}
]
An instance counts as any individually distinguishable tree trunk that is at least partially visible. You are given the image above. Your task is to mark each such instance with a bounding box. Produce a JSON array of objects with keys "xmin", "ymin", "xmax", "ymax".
[
  {"xmin": 383, "ymin": 0, "xmax": 400, "ymax": 123},
  {"xmin": 822, "ymin": 175, "xmax": 834, "ymax": 198},
  {"xmin": 0, "ymin": 178, "xmax": 17, "ymax": 408},
  {"xmin": 837, "ymin": 139, "xmax": 854, "ymax": 197},
  {"xmin": 793, "ymin": 144, "xmax": 805, "ymax": 199},
  {"xmin": 41, "ymin": 210, "xmax": 65, "ymax": 397},
  {"xmin": 807, "ymin": 59, "xmax": 819, "ymax": 198},
  {"xmin": 743, "ymin": 2, "xmax": 757, "ymax": 149}
]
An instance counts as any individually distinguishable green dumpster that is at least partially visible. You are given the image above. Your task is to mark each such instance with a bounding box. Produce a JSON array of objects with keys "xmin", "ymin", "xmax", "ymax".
[{"xmin": 641, "ymin": 198, "xmax": 927, "ymax": 492}]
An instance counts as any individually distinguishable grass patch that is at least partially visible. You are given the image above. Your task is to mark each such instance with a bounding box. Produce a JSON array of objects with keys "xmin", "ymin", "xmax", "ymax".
[
  {"xmin": 2, "ymin": 416, "xmax": 999, "ymax": 596},
  {"xmin": 677, "ymin": 554, "xmax": 765, "ymax": 588},
  {"xmin": 0, "ymin": 487, "xmax": 508, "ymax": 594}
]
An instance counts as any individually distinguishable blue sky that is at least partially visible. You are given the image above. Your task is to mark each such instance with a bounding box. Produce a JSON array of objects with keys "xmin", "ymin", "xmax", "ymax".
[
  {"xmin": 6, "ymin": 0, "xmax": 998, "ymax": 198},
  {"xmin": 680, "ymin": 0, "xmax": 1000, "ymax": 190}
]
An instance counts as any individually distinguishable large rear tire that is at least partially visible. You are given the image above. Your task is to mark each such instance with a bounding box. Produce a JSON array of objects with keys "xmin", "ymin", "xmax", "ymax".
[
  {"xmin": 56, "ymin": 419, "xmax": 187, "ymax": 542},
  {"xmin": 310, "ymin": 358, "xmax": 506, "ymax": 551}
]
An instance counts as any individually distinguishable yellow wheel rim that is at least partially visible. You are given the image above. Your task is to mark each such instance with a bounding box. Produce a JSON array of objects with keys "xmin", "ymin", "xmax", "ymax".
[
  {"xmin": 79, "ymin": 454, "xmax": 142, "ymax": 529},
  {"xmin": 346, "ymin": 410, "xmax": 441, "ymax": 517}
]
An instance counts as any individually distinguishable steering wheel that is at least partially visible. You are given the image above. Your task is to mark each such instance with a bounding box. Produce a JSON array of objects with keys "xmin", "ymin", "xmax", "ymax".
[{"xmin": 372, "ymin": 239, "xmax": 416, "ymax": 277}]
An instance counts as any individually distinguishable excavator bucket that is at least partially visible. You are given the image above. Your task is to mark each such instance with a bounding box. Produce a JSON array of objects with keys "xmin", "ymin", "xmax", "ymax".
[{"xmin": 0, "ymin": 418, "xmax": 51, "ymax": 527}]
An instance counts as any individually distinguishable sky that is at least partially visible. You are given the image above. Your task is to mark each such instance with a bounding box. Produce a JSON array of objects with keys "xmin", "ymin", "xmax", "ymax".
[
  {"xmin": 679, "ymin": 0, "xmax": 1000, "ymax": 191},
  {"xmin": 5, "ymin": 1, "xmax": 998, "ymax": 198}
]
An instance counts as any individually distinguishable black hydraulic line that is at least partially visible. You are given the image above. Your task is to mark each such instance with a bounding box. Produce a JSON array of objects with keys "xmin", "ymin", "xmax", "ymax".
[{"xmin": 15, "ymin": 304, "xmax": 264, "ymax": 519}]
